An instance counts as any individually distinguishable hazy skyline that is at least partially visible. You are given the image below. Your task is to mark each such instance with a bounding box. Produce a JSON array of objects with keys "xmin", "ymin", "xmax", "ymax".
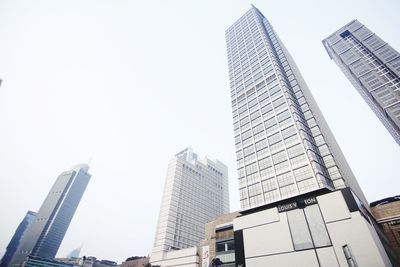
[{"xmin": 0, "ymin": 0, "xmax": 399, "ymax": 263}]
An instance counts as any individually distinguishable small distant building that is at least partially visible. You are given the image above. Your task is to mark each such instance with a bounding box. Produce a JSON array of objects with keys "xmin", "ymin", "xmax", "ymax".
[
  {"xmin": 56, "ymin": 256, "xmax": 118, "ymax": 267},
  {"xmin": 22, "ymin": 256, "xmax": 73, "ymax": 267},
  {"xmin": 81, "ymin": 256, "xmax": 96, "ymax": 267},
  {"xmin": 120, "ymin": 257, "xmax": 149, "ymax": 267},
  {"xmin": 371, "ymin": 195, "xmax": 400, "ymax": 260},
  {"xmin": 94, "ymin": 260, "xmax": 117, "ymax": 267},
  {"xmin": 66, "ymin": 246, "xmax": 82, "ymax": 259},
  {"xmin": 55, "ymin": 257, "xmax": 80, "ymax": 266}
]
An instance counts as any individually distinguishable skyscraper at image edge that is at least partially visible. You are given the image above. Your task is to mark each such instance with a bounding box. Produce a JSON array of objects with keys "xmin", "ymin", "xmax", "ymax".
[
  {"xmin": 0, "ymin": 211, "xmax": 36, "ymax": 267},
  {"xmin": 150, "ymin": 148, "xmax": 229, "ymax": 262},
  {"xmin": 8, "ymin": 164, "xmax": 91, "ymax": 267},
  {"xmin": 226, "ymin": 6, "xmax": 368, "ymax": 211},
  {"xmin": 322, "ymin": 20, "xmax": 400, "ymax": 145}
]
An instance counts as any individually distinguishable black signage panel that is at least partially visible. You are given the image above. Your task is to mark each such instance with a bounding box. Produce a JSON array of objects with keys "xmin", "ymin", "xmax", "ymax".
[
  {"xmin": 234, "ymin": 230, "xmax": 246, "ymax": 267},
  {"xmin": 277, "ymin": 202, "xmax": 297, "ymax": 212},
  {"xmin": 301, "ymin": 197, "xmax": 318, "ymax": 206},
  {"xmin": 277, "ymin": 197, "xmax": 318, "ymax": 212}
]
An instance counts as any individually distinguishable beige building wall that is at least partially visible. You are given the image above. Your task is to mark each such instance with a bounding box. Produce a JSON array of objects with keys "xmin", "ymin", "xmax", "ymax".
[
  {"xmin": 199, "ymin": 212, "xmax": 240, "ymax": 266},
  {"xmin": 120, "ymin": 257, "xmax": 149, "ymax": 267},
  {"xmin": 371, "ymin": 197, "xmax": 400, "ymax": 260},
  {"xmin": 150, "ymin": 247, "xmax": 199, "ymax": 267}
]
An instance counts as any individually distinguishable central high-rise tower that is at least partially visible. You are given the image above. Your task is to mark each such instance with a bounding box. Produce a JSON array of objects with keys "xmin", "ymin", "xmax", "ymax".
[{"xmin": 226, "ymin": 6, "xmax": 367, "ymax": 211}]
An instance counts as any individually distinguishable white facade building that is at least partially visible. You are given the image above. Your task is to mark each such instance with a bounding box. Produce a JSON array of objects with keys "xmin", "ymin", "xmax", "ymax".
[
  {"xmin": 323, "ymin": 20, "xmax": 400, "ymax": 145},
  {"xmin": 224, "ymin": 5, "xmax": 394, "ymax": 267},
  {"xmin": 226, "ymin": 6, "xmax": 367, "ymax": 211},
  {"xmin": 150, "ymin": 148, "xmax": 229, "ymax": 266}
]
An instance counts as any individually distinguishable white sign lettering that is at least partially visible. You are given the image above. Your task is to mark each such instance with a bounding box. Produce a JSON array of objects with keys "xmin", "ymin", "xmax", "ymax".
[{"xmin": 202, "ymin": 245, "xmax": 209, "ymax": 267}]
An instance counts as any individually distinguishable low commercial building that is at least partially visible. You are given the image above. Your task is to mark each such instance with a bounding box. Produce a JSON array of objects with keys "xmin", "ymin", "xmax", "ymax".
[
  {"xmin": 149, "ymin": 247, "xmax": 199, "ymax": 267},
  {"xmin": 371, "ymin": 195, "xmax": 400, "ymax": 261},
  {"xmin": 199, "ymin": 212, "xmax": 240, "ymax": 267},
  {"xmin": 120, "ymin": 257, "xmax": 149, "ymax": 267},
  {"xmin": 150, "ymin": 188, "xmax": 394, "ymax": 267},
  {"xmin": 233, "ymin": 188, "xmax": 392, "ymax": 267},
  {"xmin": 22, "ymin": 256, "xmax": 73, "ymax": 267},
  {"xmin": 198, "ymin": 188, "xmax": 393, "ymax": 266},
  {"xmin": 55, "ymin": 257, "xmax": 81, "ymax": 266}
]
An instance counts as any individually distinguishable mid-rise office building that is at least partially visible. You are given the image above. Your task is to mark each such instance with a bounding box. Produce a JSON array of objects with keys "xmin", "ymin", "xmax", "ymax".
[
  {"xmin": 224, "ymin": 6, "xmax": 393, "ymax": 267},
  {"xmin": 226, "ymin": 5, "xmax": 367, "ymax": 211},
  {"xmin": 322, "ymin": 20, "xmax": 400, "ymax": 145},
  {"xmin": 9, "ymin": 164, "xmax": 91, "ymax": 267},
  {"xmin": 0, "ymin": 211, "xmax": 37, "ymax": 267},
  {"xmin": 150, "ymin": 148, "xmax": 229, "ymax": 266}
]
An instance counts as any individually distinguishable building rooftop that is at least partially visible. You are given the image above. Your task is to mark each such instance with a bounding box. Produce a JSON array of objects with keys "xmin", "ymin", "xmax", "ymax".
[{"xmin": 370, "ymin": 195, "xmax": 400, "ymax": 207}]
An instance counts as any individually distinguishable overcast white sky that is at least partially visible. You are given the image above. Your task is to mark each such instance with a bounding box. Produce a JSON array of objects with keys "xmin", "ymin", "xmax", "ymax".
[{"xmin": 0, "ymin": 0, "xmax": 399, "ymax": 263}]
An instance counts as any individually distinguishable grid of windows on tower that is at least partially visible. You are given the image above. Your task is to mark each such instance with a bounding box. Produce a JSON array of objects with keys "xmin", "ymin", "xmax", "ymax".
[
  {"xmin": 323, "ymin": 20, "xmax": 400, "ymax": 145},
  {"xmin": 226, "ymin": 8, "xmax": 353, "ymax": 210}
]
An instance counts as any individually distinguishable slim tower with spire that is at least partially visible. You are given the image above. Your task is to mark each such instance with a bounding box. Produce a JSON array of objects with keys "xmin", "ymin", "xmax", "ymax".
[{"xmin": 8, "ymin": 164, "xmax": 91, "ymax": 266}]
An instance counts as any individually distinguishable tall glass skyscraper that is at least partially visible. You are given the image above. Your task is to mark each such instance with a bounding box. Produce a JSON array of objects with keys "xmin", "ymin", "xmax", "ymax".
[
  {"xmin": 0, "ymin": 211, "xmax": 36, "ymax": 267},
  {"xmin": 226, "ymin": 6, "xmax": 367, "ymax": 211},
  {"xmin": 151, "ymin": 148, "xmax": 229, "ymax": 261},
  {"xmin": 323, "ymin": 20, "xmax": 400, "ymax": 145},
  {"xmin": 9, "ymin": 164, "xmax": 91, "ymax": 266}
]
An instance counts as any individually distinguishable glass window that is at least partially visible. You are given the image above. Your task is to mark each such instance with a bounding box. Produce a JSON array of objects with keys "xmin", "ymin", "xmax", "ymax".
[
  {"xmin": 216, "ymin": 242, "xmax": 226, "ymax": 252},
  {"xmin": 261, "ymin": 177, "xmax": 277, "ymax": 191},
  {"xmin": 304, "ymin": 205, "xmax": 331, "ymax": 247},
  {"xmin": 276, "ymin": 171, "xmax": 294, "ymax": 187},
  {"xmin": 258, "ymin": 157, "xmax": 272, "ymax": 170},
  {"xmin": 245, "ymin": 162, "xmax": 258, "ymax": 175},
  {"xmin": 287, "ymin": 209, "xmax": 313, "ymax": 250},
  {"xmin": 248, "ymin": 183, "xmax": 261, "ymax": 196},
  {"xmin": 293, "ymin": 165, "xmax": 313, "ymax": 181},
  {"xmin": 227, "ymin": 240, "xmax": 235, "ymax": 250},
  {"xmin": 342, "ymin": 245, "xmax": 358, "ymax": 267},
  {"xmin": 272, "ymin": 150, "xmax": 287, "ymax": 164}
]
